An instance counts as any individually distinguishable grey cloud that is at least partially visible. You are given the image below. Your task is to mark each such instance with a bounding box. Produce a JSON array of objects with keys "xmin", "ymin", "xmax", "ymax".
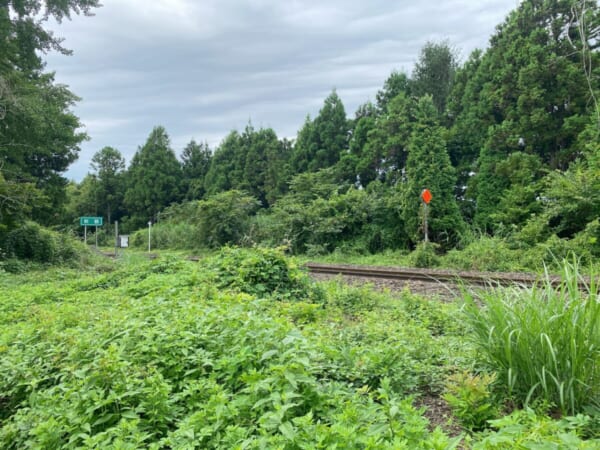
[{"xmin": 44, "ymin": 0, "xmax": 517, "ymax": 180}]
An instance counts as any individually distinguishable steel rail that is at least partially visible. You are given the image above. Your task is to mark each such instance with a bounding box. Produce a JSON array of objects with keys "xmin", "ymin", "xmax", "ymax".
[{"xmin": 304, "ymin": 262, "xmax": 586, "ymax": 288}]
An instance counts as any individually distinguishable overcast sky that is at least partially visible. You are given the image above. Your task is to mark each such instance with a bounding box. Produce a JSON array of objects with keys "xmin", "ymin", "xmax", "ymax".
[{"xmin": 45, "ymin": 0, "xmax": 519, "ymax": 181}]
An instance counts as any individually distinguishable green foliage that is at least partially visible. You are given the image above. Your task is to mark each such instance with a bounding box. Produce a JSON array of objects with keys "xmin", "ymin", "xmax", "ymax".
[
  {"xmin": 2, "ymin": 250, "xmax": 598, "ymax": 447},
  {"xmin": 401, "ymin": 96, "xmax": 464, "ymax": 247},
  {"xmin": 203, "ymin": 125, "xmax": 291, "ymax": 206},
  {"xmin": 360, "ymin": 92, "xmax": 417, "ymax": 186},
  {"xmin": 3, "ymin": 221, "xmax": 83, "ymax": 265},
  {"xmin": 463, "ymin": 259, "xmax": 600, "ymax": 415},
  {"xmin": 124, "ymin": 126, "xmax": 182, "ymax": 230},
  {"xmin": 0, "ymin": 1, "xmax": 99, "ymax": 227},
  {"xmin": 180, "ymin": 139, "xmax": 212, "ymax": 201},
  {"xmin": 326, "ymin": 280, "xmax": 379, "ymax": 314},
  {"xmin": 450, "ymin": 0, "xmax": 599, "ymax": 232},
  {"xmin": 290, "ymin": 90, "xmax": 349, "ymax": 174},
  {"xmin": 89, "ymin": 146, "xmax": 126, "ymax": 224},
  {"xmin": 196, "ymin": 190, "xmax": 260, "ymax": 248},
  {"xmin": 444, "ymin": 371, "xmax": 498, "ymax": 431},
  {"xmin": 411, "ymin": 40, "xmax": 458, "ymax": 115},
  {"xmin": 0, "ymin": 171, "xmax": 43, "ymax": 233},
  {"xmin": 408, "ymin": 242, "xmax": 441, "ymax": 268},
  {"xmin": 265, "ymin": 178, "xmax": 406, "ymax": 254},
  {"xmin": 444, "ymin": 237, "xmax": 520, "ymax": 272},
  {"xmin": 0, "ymin": 253, "xmax": 467, "ymax": 449},
  {"xmin": 206, "ymin": 246, "xmax": 323, "ymax": 302},
  {"xmin": 376, "ymin": 70, "xmax": 411, "ymax": 113},
  {"xmin": 130, "ymin": 221, "xmax": 197, "ymax": 250},
  {"xmin": 314, "ymin": 281, "xmax": 463, "ymax": 396},
  {"xmin": 203, "ymin": 130, "xmax": 241, "ymax": 196},
  {"xmin": 472, "ymin": 409, "xmax": 600, "ymax": 449}
]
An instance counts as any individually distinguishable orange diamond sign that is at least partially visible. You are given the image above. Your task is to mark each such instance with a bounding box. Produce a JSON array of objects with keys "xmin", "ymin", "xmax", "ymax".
[{"xmin": 421, "ymin": 189, "xmax": 432, "ymax": 204}]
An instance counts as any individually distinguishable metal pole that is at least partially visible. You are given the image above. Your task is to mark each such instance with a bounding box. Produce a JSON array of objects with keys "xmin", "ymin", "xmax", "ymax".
[
  {"xmin": 84, "ymin": 225, "xmax": 87, "ymax": 245},
  {"xmin": 115, "ymin": 221, "xmax": 118, "ymax": 257},
  {"xmin": 148, "ymin": 221, "xmax": 152, "ymax": 252},
  {"xmin": 424, "ymin": 203, "xmax": 429, "ymax": 243},
  {"xmin": 95, "ymin": 226, "xmax": 98, "ymax": 249}
]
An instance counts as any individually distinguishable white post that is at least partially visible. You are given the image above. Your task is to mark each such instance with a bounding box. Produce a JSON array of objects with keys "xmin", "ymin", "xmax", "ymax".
[
  {"xmin": 148, "ymin": 221, "xmax": 152, "ymax": 252},
  {"xmin": 115, "ymin": 221, "xmax": 118, "ymax": 257}
]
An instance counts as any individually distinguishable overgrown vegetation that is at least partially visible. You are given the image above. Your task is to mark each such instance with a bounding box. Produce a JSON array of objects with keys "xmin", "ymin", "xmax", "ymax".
[
  {"xmin": 1, "ymin": 251, "xmax": 599, "ymax": 447},
  {"xmin": 464, "ymin": 260, "xmax": 600, "ymax": 416},
  {"xmin": 0, "ymin": 221, "xmax": 92, "ymax": 272}
]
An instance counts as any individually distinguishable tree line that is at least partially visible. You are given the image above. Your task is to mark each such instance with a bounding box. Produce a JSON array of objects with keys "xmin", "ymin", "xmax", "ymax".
[{"xmin": 2, "ymin": 0, "xmax": 599, "ymax": 259}]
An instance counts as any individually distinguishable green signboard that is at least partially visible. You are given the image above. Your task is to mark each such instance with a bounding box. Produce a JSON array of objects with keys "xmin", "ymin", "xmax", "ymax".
[{"xmin": 80, "ymin": 216, "xmax": 103, "ymax": 226}]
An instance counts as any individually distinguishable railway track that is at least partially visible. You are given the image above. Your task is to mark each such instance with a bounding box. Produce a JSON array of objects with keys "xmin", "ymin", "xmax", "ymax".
[
  {"xmin": 304, "ymin": 262, "xmax": 582, "ymax": 288},
  {"xmin": 152, "ymin": 253, "xmax": 593, "ymax": 290}
]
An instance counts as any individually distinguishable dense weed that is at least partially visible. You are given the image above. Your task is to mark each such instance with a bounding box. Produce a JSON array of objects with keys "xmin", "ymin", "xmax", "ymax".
[
  {"xmin": 0, "ymin": 251, "xmax": 598, "ymax": 448},
  {"xmin": 463, "ymin": 259, "xmax": 600, "ymax": 416}
]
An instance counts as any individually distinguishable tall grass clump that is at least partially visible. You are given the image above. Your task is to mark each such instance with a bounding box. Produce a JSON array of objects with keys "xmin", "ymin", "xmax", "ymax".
[{"xmin": 464, "ymin": 259, "xmax": 600, "ymax": 415}]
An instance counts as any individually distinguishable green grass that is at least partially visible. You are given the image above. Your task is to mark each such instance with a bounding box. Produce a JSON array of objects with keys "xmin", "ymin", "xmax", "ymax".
[{"xmin": 463, "ymin": 259, "xmax": 600, "ymax": 415}]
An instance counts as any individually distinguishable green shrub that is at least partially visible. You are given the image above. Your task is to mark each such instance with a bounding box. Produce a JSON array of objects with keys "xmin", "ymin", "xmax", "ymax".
[
  {"xmin": 0, "ymin": 258, "xmax": 27, "ymax": 273},
  {"xmin": 196, "ymin": 190, "xmax": 260, "ymax": 248},
  {"xmin": 3, "ymin": 222, "xmax": 84, "ymax": 266},
  {"xmin": 206, "ymin": 246, "xmax": 324, "ymax": 302},
  {"xmin": 444, "ymin": 371, "xmax": 498, "ymax": 431},
  {"xmin": 464, "ymin": 259, "xmax": 600, "ymax": 415},
  {"xmin": 5, "ymin": 222, "xmax": 56, "ymax": 262},
  {"xmin": 472, "ymin": 409, "xmax": 600, "ymax": 449},
  {"xmin": 409, "ymin": 242, "xmax": 440, "ymax": 268},
  {"xmin": 130, "ymin": 222, "xmax": 197, "ymax": 250},
  {"xmin": 326, "ymin": 280, "xmax": 379, "ymax": 314},
  {"xmin": 443, "ymin": 236, "xmax": 520, "ymax": 272}
]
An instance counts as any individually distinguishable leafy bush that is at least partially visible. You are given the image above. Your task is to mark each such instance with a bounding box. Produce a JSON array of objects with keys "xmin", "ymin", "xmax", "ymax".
[
  {"xmin": 326, "ymin": 280, "xmax": 379, "ymax": 314},
  {"xmin": 206, "ymin": 246, "xmax": 324, "ymax": 302},
  {"xmin": 472, "ymin": 409, "xmax": 600, "ymax": 449},
  {"xmin": 464, "ymin": 259, "xmax": 600, "ymax": 415},
  {"xmin": 409, "ymin": 242, "xmax": 440, "ymax": 268},
  {"xmin": 443, "ymin": 236, "xmax": 520, "ymax": 272},
  {"xmin": 263, "ymin": 183, "xmax": 407, "ymax": 255},
  {"xmin": 3, "ymin": 222, "xmax": 85, "ymax": 266},
  {"xmin": 195, "ymin": 190, "xmax": 260, "ymax": 248},
  {"xmin": 444, "ymin": 371, "xmax": 498, "ymax": 431},
  {"xmin": 130, "ymin": 222, "xmax": 197, "ymax": 250},
  {"xmin": 0, "ymin": 258, "xmax": 27, "ymax": 273},
  {"xmin": 4, "ymin": 221, "xmax": 57, "ymax": 262}
]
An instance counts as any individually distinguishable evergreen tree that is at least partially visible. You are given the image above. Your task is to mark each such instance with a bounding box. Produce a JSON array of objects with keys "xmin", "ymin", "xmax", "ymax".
[
  {"xmin": 124, "ymin": 126, "xmax": 182, "ymax": 229},
  {"xmin": 290, "ymin": 90, "xmax": 349, "ymax": 174},
  {"xmin": 204, "ymin": 131, "xmax": 243, "ymax": 196},
  {"xmin": 338, "ymin": 109, "xmax": 377, "ymax": 186},
  {"xmin": 401, "ymin": 96, "xmax": 464, "ymax": 247},
  {"xmin": 412, "ymin": 40, "xmax": 458, "ymax": 115},
  {"xmin": 289, "ymin": 116, "xmax": 316, "ymax": 174},
  {"xmin": 181, "ymin": 139, "xmax": 211, "ymax": 200},
  {"xmin": 376, "ymin": 71, "xmax": 411, "ymax": 113},
  {"xmin": 361, "ymin": 93, "xmax": 417, "ymax": 186},
  {"xmin": 264, "ymin": 137, "xmax": 292, "ymax": 205},
  {"xmin": 452, "ymin": 0, "xmax": 598, "ymax": 169},
  {"xmin": 90, "ymin": 146, "xmax": 125, "ymax": 224}
]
